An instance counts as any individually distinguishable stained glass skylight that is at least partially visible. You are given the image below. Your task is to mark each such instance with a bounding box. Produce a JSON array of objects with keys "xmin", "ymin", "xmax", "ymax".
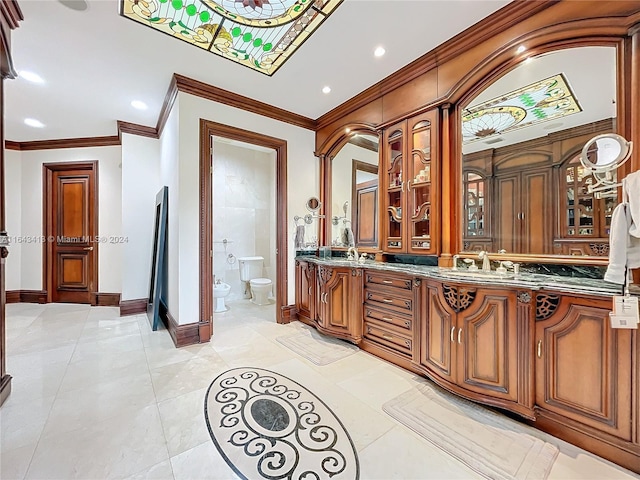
[
  {"xmin": 462, "ymin": 73, "xmax": 582, "ymax": 144},
  {"xmin": 120, "ymin": 0, "xmax": 343, "ymax": 75}
]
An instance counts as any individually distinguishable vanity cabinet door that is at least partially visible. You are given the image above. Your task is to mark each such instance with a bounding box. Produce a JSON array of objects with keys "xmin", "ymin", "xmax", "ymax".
[
  {"xmin": 535, "ymin": 295, "xmax": 633, "ymax": 441},
  {"xmin": 382, "ymin": 121, "xmax": 407, "ymax": 252},
  {"xmin": 317, "ymin": 266, "xmax": 362, "ymax": 342},
  {"xmin": 295, "ymin": 260, "xmax": 316, "ymax": 322},
  {"xmin": 456, "ymin": 288, "xmax": 519, "ymax": 402},
  {"xmin": 420, "ymin": 282, "xmax": 456, "ymax": 383}
]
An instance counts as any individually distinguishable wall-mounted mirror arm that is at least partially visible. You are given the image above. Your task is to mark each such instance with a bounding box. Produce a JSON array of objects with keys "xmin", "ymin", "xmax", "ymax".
[{"xmin": 580, "ymin": 134, "xmax": 633, "ymax": 196}]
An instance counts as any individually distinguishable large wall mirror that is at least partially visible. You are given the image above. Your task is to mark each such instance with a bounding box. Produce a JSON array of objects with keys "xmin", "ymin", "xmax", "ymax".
[
  {"xmin": 460, "ymin": 46, "xmax": 620, "ymax": 261},
  {"xmin": 328, "ymin": 132, "xmax": 380, "ymax": 249}
]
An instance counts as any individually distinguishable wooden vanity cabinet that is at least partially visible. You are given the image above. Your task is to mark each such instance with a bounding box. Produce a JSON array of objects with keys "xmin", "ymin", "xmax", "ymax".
[
  {"xmin": 382, "ymin": 110, "xmax": 439, "ymax": 255},
  {"xmin": 533, "ymin": 293, "xmax": 637, "ymax": 459},
  {"xmin": 419, "ymin": 280, "xmax": 535, "ymax": 418},
  {"xmin": 295, "ymin": 260, "xmax": 317, "ymax": 324},
  {"xmin": 361, "ymin": 270, "xmax": 419, "ymax": 366},
  {"xmin": 316, "ymin": 265, "xmax": 363, "ymax": 344}
]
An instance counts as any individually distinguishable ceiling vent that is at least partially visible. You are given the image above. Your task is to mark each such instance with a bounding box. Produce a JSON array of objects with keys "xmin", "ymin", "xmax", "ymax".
[{"xmin": 484, "ymin": 137, "xmax": 504, "ymax": 145}]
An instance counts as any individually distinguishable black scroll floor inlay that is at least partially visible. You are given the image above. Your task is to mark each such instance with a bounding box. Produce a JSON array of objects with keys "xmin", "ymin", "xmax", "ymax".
[{"xmin": 204, "ymin": 367, "xmax": 360, "ymax": 480}]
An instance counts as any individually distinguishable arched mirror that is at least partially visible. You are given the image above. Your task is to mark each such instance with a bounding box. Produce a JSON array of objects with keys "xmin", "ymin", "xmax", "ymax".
[
  {"xmin": 329, "ymin": 132, "xmax": 380, "ymax": 248},
  {"xmin": 460, "ymin": 46, "xmax": 620, "ymax": 259}
]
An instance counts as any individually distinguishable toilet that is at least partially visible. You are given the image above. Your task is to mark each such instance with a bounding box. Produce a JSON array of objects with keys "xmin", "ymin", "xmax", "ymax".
[
  {"xmin": 213, "ymin": 281, "xmax": 231, "ymax": 312},
  {"xmin": 238, "ymin": 256, "xmax": 272, "ymax": 306}
]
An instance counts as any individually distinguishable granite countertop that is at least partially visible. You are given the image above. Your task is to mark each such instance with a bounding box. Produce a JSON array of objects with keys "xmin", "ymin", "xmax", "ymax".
[{"xmin": 297, "ymin": 256, "xmax": 624, "ymax": 297}]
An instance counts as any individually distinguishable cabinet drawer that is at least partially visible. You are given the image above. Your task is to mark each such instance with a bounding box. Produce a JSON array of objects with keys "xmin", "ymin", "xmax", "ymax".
[
  {"xmin": 365, "ymin": 289, "xmax": 412, "ymax": 313},
  {"xmin": 364, "ymin": 271, "xmax": 413, "ymax": 294},
  {"xmin": 364, "ymin": 306, "xmax": 412, "ymax": 332},
  {"xmin": 364, "ymin": 321, "xmax": 412, "ymax": 356}
]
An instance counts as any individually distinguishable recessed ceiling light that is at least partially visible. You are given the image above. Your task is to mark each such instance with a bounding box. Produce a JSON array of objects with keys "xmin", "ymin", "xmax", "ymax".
[
  {"xmin": 131, "ymin": 100, "xmax": 148, "ymax": 110},
  {"xmin": 374, "ymin": 46, "xmax": 386, "ymax": 57},
  {"xmin": 19, "ymin": 70, "xmax": 45, "ymax": 84},
  {"xmin": 516, "ymin": 45, "xmax": 526, "ymax": 54},
  {"xmin": 24, "ymin": 118, "xmax": 45, "ymax": 128},
  {"xmin": 322, "ymin": 86, "xmax": 331, "ymax": 94}
]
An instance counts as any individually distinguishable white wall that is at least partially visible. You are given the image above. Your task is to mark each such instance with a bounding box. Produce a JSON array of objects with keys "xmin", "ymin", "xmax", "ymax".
[
  {"xmin": 121, "ymin": 134, "xmax": 161, "ymax": 301},
  {"xmin": 16, "ymin": 146, "xmax": 122, "ymax": 293},
  {"xmin": 5, "ymin": 149, "xmax": 22, "ymax": 291},
  {"xmin": 176, "ymin": 92, "xmax": 318, "ymax": 324},
  {"xmin": 212, "ymin": 141, "xmax": 276, "ymax": 301},
  {"xmin": 160, "ymin": 99, "xmax": 181, "ymax": 316}
]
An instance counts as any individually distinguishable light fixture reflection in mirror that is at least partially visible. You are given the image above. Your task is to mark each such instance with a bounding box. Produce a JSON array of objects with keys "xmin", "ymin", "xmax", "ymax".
[
  {"xmin": 460, "ymin": 46, "xmax": 619, "ymax": 258},
  {"xmin": 330, "ymin": 133, "xmax": 380, "ymax": 248}
]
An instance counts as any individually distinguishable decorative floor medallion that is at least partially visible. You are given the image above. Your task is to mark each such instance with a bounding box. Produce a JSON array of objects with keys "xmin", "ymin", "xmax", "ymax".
[{"xmin": 204, "ymin": 367, "xmax": 359, "ymax": 479}]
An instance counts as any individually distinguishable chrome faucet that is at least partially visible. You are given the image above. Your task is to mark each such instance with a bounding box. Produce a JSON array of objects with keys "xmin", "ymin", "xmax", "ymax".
[{"xmin": 347, "ymin": 246, "xmax": 359, "ymax": 261}]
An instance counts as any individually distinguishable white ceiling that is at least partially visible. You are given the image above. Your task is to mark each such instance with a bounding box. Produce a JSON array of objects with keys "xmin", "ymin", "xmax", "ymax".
[
  {"xmin": 462, "ymin": 46, "xmax": 617, "ymax": 154},
  {"xmin": 5, "ymin": 0, "xmax": 511, "ymax": 142}
]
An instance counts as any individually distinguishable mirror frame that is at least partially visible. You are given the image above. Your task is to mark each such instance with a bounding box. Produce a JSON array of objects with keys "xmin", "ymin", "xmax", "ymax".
[
  {"xmin": 315, "ymin": 123, "xmax": 382, "ymax": 252},
  {"xmin": 454, "ymin": 39, "xmax": 630, "ymax": 266}
]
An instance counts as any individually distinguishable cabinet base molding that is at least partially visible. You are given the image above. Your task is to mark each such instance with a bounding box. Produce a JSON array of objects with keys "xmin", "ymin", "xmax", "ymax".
[
  {"xmin": 279, "ymin": 305, "xmax": 296, "ymax": 323},
  {"xmin": 532, "ymin": 408, "xmax": 640, "ymax": 474},
  {"xmin": 6, "ymin": 290, "xmax": 47, "ymax": 304},
  {"xmin": 360, "ymin": 339, "xmax": 422, "ymax": 375},
  {"xmin": 416, "ymin": 364, "xmax": 536, "ymax": 421}
]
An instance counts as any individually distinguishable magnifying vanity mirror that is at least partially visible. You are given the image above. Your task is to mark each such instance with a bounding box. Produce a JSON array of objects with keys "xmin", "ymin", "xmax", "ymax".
[
  {"xmin": 306, "ymin": 196, "xmax": 321, "ymax": 212},
  {"xmin": 329, "ymin": 132, "xmax": 380, "ymax": 248},
  {"xmin": 580, "ymin": 133, "xmax": 633, "ymax": 196},
  {"xmin": 460, "ymin": 46, "xmax": 621, "ymax": 259}
]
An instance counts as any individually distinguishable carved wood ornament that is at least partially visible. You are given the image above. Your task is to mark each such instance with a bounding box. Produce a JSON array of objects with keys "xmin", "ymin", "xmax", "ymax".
[
  {"xmin": 535, "ymin": 293, "xmax": 561, "ymax": 320},
  {"xmin": 442, "ymin": 284, "xmax": 477, "ymax": 312}
]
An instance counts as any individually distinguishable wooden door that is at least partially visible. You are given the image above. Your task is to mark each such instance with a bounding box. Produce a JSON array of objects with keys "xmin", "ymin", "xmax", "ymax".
[
  {"xmin": 535, "ymin": 296, "xmax": 633, "ymax": 441},
  {"xmin": 521, "ymin": 169, "xmax": 552, "ymax": 254},
  {"xmin": 295, "ymin": 260, "xmax": 316, "ymax": 322},
  {"xmin": 353, "ymin": 179, "xmax": 378, "ymax": 248},
  {"xmin": 45, "ymin": 162, "xmax": 97, "ymax": 304},
  {"xmin": 457, "ymin": 288, "xmax": 518, "ymax": 402},
  {"xmin": 494, "ymin": 173, "xmax": 520, "ymax": 253},
  {"xmin": 420, "ymin": 282, "xmax": 456, "ymax": 382}
]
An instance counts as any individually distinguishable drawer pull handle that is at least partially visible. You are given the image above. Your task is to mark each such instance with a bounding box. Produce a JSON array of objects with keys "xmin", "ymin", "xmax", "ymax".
[
  {"xmin": 382, "ymin": 280, "xmax": 393, "ymax": 284},
  {"xmin": 382, "ymin": 299, "xmax": 393, "ymax": 303},
  {"xmin": 382, "ymin": 317, "xmax": 393, "ymax": 322},
  {"xmin": 382, "ymin": 334, "xmax": 393, "ymax": 340},
  {"xmin": 537, "ymin": 340, "xmax": 542, "ymax": 358},
  {"xmin": 457, "ymin": 328, "xmax": 462, "ymax": 344},
  {"xmin": 450, "ymin": 326, "xmax": 455, "ymax": 342}
]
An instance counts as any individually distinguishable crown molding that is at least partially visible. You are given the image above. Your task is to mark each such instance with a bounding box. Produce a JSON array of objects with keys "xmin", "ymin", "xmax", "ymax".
[
  {"xmin": 5, "ymin": 136, "xmax": 120, "ymax": 151},
  {"xmin": 315, "ymin": 0, "xmax": 556, "ymax": 130},
  {"xmin": 118, "ymin": 120, "xmax": 158, "ymax": 140},
  {"xmin": 174, "ymin": 74, "xmax": 317, "ymax": 131},
  {"xmin": 1, "ymin": 0, "xmax": 23, "ymax": 30}
]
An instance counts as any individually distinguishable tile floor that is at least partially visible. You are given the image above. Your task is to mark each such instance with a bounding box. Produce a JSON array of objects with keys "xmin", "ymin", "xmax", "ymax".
[{"xmin": 1, "ymin": 301, "xmax": 638, "ymax": 480}]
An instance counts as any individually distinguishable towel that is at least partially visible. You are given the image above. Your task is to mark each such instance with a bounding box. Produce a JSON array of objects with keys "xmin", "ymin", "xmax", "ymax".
[
  {"xmin": 343, "ymin": 226, "xmax": 355, "ymax": 247},
  {"xmin": 604, "ymin": 172, "xmax": 640, "ymax": 284},
  {"xmin": 624, "ymin": 170, "xmax": 640, "ymax": 238},
  {"xmin": 294, "ymin": 224, "xmax": 305, "ymax": 249}
]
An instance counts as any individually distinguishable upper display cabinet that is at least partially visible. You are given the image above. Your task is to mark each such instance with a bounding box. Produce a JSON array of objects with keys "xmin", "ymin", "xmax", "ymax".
[{"xmin": 382, "ymin": 109, "xmax": 439, "ymax": 255}]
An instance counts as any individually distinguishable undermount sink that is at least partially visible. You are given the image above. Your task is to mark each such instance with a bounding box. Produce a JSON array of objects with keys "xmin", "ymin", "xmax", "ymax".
[{"xmin": 439, "ymin": 269, "xmax": 515, "ymax": 280}]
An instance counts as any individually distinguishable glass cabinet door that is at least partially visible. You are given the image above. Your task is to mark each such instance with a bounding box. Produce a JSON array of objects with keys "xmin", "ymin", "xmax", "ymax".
[
  {"xmin": 383, "ymin": 123, "xmax": 406, "ymax": 251},
  {"xmin": 407, "ymin": 110, "xmax": 438, "ymax": 254}
]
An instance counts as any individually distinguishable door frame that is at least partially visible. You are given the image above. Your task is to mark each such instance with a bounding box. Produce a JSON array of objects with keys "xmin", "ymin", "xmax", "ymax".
[
  {"xmin": 43, "ymin": 161, "xmax": 99, "ymax": 304},
  {"xmin": 199, "ymin": 119, "xmax": 288, "ymax": 342}
]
